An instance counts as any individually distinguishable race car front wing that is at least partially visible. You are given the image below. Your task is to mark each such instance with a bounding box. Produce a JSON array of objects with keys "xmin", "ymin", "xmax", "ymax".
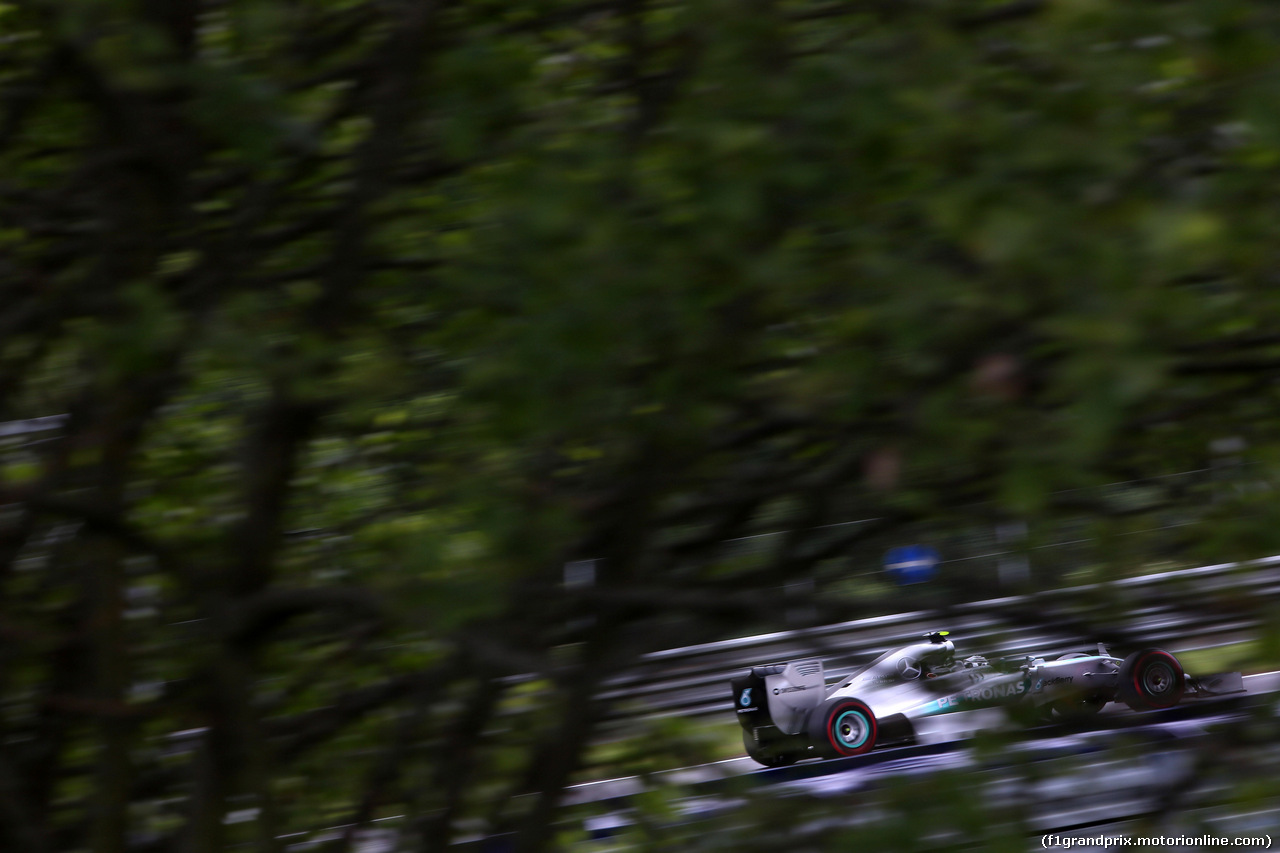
[{"xmin": 1185, "ymin": 671, "xmax": 1246, "ymax": 697}]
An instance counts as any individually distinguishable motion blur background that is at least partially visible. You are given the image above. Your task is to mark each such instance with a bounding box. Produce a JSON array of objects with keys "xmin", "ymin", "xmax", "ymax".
[{"xmin": 3, "ymin": 0, "xmax": 1280, "ymax": 850}]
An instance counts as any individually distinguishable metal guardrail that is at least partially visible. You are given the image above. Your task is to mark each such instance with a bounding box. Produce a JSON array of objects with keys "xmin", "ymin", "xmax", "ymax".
[
  {"xmin": 598, "ymin": 556, "xmax": 1280, "ymax": 724},
  {"xmin": 0, "ymin": 414, "xmax": 67, "ymax": 439}
]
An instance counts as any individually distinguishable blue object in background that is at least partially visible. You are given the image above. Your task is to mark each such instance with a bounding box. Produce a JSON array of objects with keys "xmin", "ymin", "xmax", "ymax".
[{"xmin": 884, "ymin": 545, "xmax": 940, "ymax": 585}]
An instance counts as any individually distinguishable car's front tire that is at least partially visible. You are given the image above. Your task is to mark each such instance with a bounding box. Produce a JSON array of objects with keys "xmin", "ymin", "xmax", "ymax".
[
  {"xmin": 807, "ymin": 697, "xmax": 877, "ymax": 758},
  {"xmin": 1117, "ymin": 649, "xmax": 1185, "ymax": 711}
]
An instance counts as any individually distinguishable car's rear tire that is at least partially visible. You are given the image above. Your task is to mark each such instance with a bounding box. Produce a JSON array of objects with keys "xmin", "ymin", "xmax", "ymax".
[
  {"xmin": 1117, "ymin": 649, "xmax": 1185, "ymax": 711},
  {"xmin": 807, "ymin": 697, "xmax": 877, "ymax": 758},
  {"xmin": 742, "ymin": 730, "xmax": 797, "ymax": 767}
]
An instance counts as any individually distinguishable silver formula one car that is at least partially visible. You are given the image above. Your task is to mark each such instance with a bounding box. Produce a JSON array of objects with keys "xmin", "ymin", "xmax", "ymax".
[{"xmin": 732, "ymin": 631, "xmax": 1245, "ymax": 767}]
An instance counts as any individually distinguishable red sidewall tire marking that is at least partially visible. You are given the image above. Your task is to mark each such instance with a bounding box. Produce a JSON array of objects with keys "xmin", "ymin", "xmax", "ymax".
[
  {"xmin": 825, "ymin": 701, "xmax": 877, "ymax": 756},
  {"xmin": 1131, "ymin": 650, "xmax": 1182, "ymax": 708}
]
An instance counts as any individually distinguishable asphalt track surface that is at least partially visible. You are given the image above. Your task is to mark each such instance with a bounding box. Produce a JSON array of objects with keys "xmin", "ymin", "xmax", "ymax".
[
  {"xmin": 290, "ymin": 676, "xmax": 1279, "ymax": 852},
  {"xmin": 562, "ymin": 671, "xmax": 1280, "ymax": 850}
]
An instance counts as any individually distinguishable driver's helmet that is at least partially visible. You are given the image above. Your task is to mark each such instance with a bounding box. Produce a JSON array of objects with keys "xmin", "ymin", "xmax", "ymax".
[
  {"xmin": 923, "ymin": 648, "xmax": 956, "ymax": 676},
  {"xmin": 921, "ymin": 631, "xmax": 956, "ymax": 675}
]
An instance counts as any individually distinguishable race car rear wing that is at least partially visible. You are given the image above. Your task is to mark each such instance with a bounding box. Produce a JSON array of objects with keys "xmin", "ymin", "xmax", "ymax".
[
  {"xmin": 731, "ymin": 659, "xmax": 825, "ymax": 736},
  {"xmin": 1186, "ymin": 671, "xmax": 1246, "ymax": 697}
]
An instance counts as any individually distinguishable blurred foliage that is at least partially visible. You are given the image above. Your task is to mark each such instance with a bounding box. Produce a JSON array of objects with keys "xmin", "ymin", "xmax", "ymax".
[
  {"xmin": 579, "ymin": 714, "xmax": 1280, "ymax": 852},
  {"xmin": 5, "ymin": 0, "xmax": 1280, "ymax": 850}
]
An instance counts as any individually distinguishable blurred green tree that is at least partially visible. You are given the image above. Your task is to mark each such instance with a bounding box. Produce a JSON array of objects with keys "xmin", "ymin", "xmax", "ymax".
[{"xmin": 4, "ymin": 0, "xmax": 1280, "ymax": 850}]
